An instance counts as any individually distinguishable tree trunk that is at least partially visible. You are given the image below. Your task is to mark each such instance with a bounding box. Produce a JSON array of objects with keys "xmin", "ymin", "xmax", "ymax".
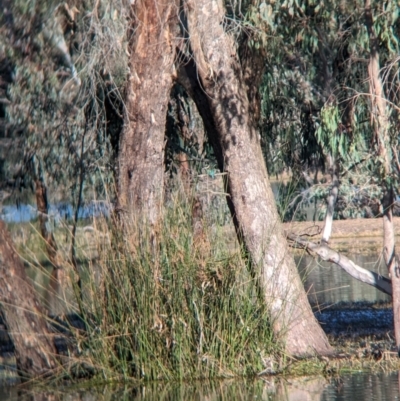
[
  {"xmin": 118, "ymin": 0, "xmax": 179, "ymax": 230},
  {"xmin": 31, "ymin": 156, "xmax": 62, "ymax": 270},
  {"xmin": 184, "ymin": 0, "xmax": 332, "ymax": 357},
  {"xmin": 0, "ymin": 220, "xmax": 57, "ymax": 378},
  {"xmin": 365, "ymin": 0, "xmax": 400, "ymax": 353},
  {"xmin": 322, "ymin": 155, "xmax": 339, "ymax": 243},
  {"xmin": 35, "ymin": 179, "xmax": 60, "ymax": 267}
]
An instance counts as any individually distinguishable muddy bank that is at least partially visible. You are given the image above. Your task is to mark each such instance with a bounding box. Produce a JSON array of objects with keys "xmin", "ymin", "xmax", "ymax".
[
  {"xmin": 315, "ymin": 304, "xmax": 393, "ymax": 338},
  {"xmin": 284, "ymin": 216, "xmax": 400, "ymax": 239}
]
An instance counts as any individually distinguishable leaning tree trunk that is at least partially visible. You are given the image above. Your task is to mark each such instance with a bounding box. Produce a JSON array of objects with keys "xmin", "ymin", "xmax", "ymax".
[
  {"xmin": 184, "ymin": 0, "xmax": 332, "ymax": 356},
  {"xmin": 118, "ymin": 0, "xmax": 179, "ymax": 233},
  {"xmin": 0, "ymin": 220, "xmax": 57, "ymax": 378},
  {"xmin": 365, "ymin": 0, "xmax": 400, "ymax": 352}
]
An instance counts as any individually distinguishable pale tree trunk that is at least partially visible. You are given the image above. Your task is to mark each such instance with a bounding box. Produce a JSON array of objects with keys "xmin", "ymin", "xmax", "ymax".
[
  {"xmin": 321, "ymin": 155, "xmax": 339, "ymax": 244},
  {"xmin": 365, "ymin": 0, "xmax": 400, "ymax": 353},
  {"xmin": 316, "ymin": 26, "xmax": 341, "ymax": 244},
  {"xmin": 0, "ymin": 220, "xmax": 58, "ymax": 378},
  {"xmin": 184, "ymin": 0, "xmax": 332, "ymax": 356},
  {"xmin": 118, "ymin": 0, "xmax": 179, "ymax": 231}
]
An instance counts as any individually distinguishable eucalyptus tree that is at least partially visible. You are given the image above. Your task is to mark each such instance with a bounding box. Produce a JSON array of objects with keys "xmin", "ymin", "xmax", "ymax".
[
  {"xmin": 118, "ymin": 0, "xmax": 332, "ymax": 356},
  {"xmin": 257, "ymin": 0, "xmax": 398, "ymax": 216},
  {"xmin": 262, "ymin": 0, "xmax": 400, "ymax": 349},
  {"xmin": 364, "ymin": 0, "xmax": 400, "ymax": 351}
]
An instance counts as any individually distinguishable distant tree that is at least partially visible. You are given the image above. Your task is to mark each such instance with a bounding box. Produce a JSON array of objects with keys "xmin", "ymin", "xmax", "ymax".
[
  {"xmin": 277, "ymin": 0, "xmax": 400, "ymax": 352},
  {"xmin": 0, "ymin": 0, "xmax": 127, "ymax": 268}
]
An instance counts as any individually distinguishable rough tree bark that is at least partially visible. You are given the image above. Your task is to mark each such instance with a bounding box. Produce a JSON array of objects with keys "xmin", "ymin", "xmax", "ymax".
[
  {"xmin": 184, "ymin": 0, "xmax": 332, "ymax": 356},
  {"xmin": 118, "ymin": 0, "xmax": 179, "ymax": 230},
  {"xmin": 0, "ymin": 220, "xmax": 57, "ymax": 378},
  {"xmin": 365, "ymin": 0, "xmax": 400, "ymax": 352}
]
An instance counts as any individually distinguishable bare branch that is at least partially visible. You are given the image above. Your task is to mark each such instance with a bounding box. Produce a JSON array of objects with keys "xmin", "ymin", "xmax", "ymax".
[{"xmin": 286, "ymin": 232, "xmax": 392, "ymax": 296}]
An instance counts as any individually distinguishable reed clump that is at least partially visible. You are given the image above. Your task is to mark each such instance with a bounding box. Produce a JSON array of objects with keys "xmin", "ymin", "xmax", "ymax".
[{"xmin": 77, "ymin": 199, "xmax": 277, "ymax": 382}]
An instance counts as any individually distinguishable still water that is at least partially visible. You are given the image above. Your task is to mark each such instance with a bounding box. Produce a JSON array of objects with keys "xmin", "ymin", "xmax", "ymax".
[
  {"xmin": 0, "ymin": 372, "xmax": 399, "ymax": 400},
  {"xmin": 26, "ymin": 249, "xmax": 392, "ymax": 317}
]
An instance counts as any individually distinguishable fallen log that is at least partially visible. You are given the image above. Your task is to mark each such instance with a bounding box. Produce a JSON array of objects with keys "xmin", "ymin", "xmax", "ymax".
[{"xmin": 286, "ymin": 232, "xmax": 392, "ymax": 296}]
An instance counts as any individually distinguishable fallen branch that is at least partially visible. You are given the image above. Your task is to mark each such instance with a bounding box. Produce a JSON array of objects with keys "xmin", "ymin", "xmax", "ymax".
[{"xmin": 286, "ymin": 232, "xmax": 392, "ymax": 296}]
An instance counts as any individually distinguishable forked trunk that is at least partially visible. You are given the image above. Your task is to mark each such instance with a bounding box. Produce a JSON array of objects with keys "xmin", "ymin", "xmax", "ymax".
[
  {"xmin": 184, "ymin": 0, "xmax": 332, "ymax": 356},
  {"xmin": 0, "ymin": 221, "xmax": 57, "ymax": 378},
  {"xmin": 118, "ymin": 0, "xmax": 179, "ymax": 231}
]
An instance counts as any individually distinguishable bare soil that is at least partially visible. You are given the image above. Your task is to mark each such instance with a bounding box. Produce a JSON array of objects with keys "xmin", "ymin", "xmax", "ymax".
[
  {"xmin": 283, "ymin": 217, "xmax": 400, "ymax": 253},
  {"xmin": 284, "ymin": 216, "xmax": 400, "ymax": 239}
]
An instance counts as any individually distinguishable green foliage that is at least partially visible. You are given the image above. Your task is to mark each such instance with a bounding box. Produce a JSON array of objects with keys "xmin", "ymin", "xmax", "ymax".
[
  {"xmin": 1, "ymin": 0, "xmax": 128, "ymax": 202},
  {"xmin": 2, "ymin": 0, "xmax": 399, "ymax": 220},
  {"xmin": 316, "ymin": 103, "xmax": 349, "ymax": 159},
  {"xmin": 253, "ymin": 0, "xmax": 400, "ymax": 217}
]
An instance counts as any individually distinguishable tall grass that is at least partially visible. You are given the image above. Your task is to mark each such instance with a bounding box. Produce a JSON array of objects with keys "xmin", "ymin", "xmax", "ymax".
[{"xmin": 78, "ymin": 197, "xmax": 277, "ymax": 382}]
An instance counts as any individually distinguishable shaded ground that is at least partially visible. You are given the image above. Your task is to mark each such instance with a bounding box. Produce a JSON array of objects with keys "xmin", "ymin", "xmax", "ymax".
[{"xmin": 316, "ymin": 302, "xmax": 393, "ymax": 338}]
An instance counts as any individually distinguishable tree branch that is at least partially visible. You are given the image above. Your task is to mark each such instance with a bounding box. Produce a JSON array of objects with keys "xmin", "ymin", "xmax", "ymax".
[{"xmin": 286, "ymin": 232, "xmax": 392, "ymax": 296}]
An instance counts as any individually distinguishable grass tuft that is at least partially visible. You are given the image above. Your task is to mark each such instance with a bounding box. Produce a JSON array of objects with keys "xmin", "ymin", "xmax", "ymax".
[{"xmin": 78, "ymin": 199, "xmax": 277, "ymax": 382}]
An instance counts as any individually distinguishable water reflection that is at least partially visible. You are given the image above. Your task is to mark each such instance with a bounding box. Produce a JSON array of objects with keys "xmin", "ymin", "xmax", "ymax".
[{"xmin": 1, "ymin": 372, "xmax": 400, "ymax": 401}]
